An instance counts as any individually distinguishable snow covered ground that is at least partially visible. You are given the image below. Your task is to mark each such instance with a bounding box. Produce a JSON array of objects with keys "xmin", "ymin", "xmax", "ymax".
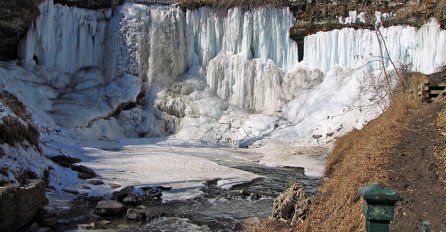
[{"xmin": 2, "ymin": 0, "xmax": 446, "ymax": 205}]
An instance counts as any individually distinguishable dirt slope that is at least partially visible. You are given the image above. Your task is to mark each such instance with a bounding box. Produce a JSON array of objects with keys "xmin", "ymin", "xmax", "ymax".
[{"xmin": 389, "ymin": 103, "xmax": 446, "ymax": 231}]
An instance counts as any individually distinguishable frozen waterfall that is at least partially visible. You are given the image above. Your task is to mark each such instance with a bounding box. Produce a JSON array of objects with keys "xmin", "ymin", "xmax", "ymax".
[
  {"xmin": 19, "ymin": 0, "xmax": 112, "ymax": 74},
  {"xmin": 13, "ymin": 0, "xmax": 446, "ymax": 146},
  {"xmin": 304, "ymin": 19, "xmax": 446, "ymax": 74}
]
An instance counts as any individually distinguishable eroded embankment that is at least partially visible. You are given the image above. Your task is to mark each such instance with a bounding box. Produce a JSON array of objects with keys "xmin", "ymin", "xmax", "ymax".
[
  {"xmin": 388, "ymin": 102, "xmax": 446, "ymax": 231},
  {"xmin": 292, "ymin": 72, "xmax": 446, "ymax": 231}
]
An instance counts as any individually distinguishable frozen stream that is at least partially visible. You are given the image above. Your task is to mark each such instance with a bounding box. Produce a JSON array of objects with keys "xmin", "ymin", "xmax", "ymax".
[
  {"xmin": 2, "ymin": 1, "xmax": 446, "ymax": 231},
  {"xmin": 42, "ymin": 138, "xmax": 322, "ymax": 231}
]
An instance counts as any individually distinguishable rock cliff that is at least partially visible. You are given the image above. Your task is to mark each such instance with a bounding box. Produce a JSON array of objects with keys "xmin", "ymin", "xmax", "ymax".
[
  {"xmin": 0, "ymin": 0, "xmax": 122, "ymax": 61},
  {"xmin": 0, "ymin": 0, "xmax": 40, "ymax": 60}
]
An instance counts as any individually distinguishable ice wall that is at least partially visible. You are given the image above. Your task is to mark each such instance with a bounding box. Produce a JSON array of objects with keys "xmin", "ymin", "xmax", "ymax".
[
  {"xmin": 19, "ymin": 0, "xmax": 111, "ymax": 74},
  {"xmin": 17, "ymin": 1, "xmax": 299, "ymax": 138},
  {"xmin": 116, "ymin": 4, "xmax": 298, "ymax": 108},
  {"xmin": 304, "ymin": 19, "xmax": 446, "ymax": 74},
  {"xmin": 190, "ymin": 7, "xmax": 297, "ymax": 113},
  {"xmin": 17, "ymin": 0, "xmax": 446, "ymax": 147},
  {"xmin": 185, "ymin": 7, "xmax": 297, "ymax": 70}
]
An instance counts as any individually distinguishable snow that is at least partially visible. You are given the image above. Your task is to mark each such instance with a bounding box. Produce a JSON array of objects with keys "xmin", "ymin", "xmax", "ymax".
[
  {"xmin": 0, "ymin": 101, "xmax": 15, "ymax": 124},
  {"xmin": 256, "ymin": 143, "xmax": 327, "ymax": 177},
  {"xmin": 74, "ymin": 140, "xmax": 262, "ymax": 201}
]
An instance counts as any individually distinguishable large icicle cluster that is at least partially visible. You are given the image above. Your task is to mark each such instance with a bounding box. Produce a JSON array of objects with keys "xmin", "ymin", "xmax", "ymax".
[
  {"xmin": 304, "ymin": 19, "xmax": 446, "ymax": 74},
  {"xmin": 19, "ymin": 0, "xmax": 111, "ymax": 74},
  {"xmin": 185, "ymin": 7, "xmax": 297, "ymax": 70},
  {"xmin": 13, "ymin": 0, "xmax": 446, "ymax": 148}
]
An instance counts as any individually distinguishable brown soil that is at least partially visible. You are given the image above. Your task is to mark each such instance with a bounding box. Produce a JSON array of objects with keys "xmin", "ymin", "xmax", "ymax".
[
  {"xmin": 295, "ymin": 89, "xmax": 421, "ymax": 232},
  {"xmin": 389, "ymin": 103, "xmax": 446, "ymax": 231}
]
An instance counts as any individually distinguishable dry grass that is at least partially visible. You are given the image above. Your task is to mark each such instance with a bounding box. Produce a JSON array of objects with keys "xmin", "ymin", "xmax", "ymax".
[
  {"xmin": 294, "ymin": 76, "xmax": 422, "ymax": 232},
  {"xmin": 241, "ymin": 73, "xmax": 424, "ymax": 232},
  {"xmin": 0, "ymin": 91, "xmax": 40, "ymax": 149},
  {"xmin": 0, "ymin": 116, "xmax": 40, "ymax": 149},
  {"xmin": 176, "ymin": 0, "xmax": 288, "ymax": 10},
  {"xmin": 241, "ymin": 217, "xmax": 292, "ymax": 232},
  {"xmin": 0, "ymin": 91, "xmax": 31, "ymax": 121},
  {"xmin": 436, "ymin": 108, "xmax": 446, "ymax": 188}
]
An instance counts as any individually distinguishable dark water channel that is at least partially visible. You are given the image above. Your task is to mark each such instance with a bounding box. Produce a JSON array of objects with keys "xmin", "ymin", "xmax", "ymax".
[{"xmin": 41, "ymin": 164, "xmax": 320, "ymax": 232}]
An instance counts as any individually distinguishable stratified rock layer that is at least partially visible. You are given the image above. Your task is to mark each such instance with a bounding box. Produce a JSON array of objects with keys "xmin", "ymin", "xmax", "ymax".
[
  {"xmin": 0, "ymin": 179, "xmax": 48, "ymax": 231},
  {"xmin": 0, "ymin": 0, "xmax": 40, "ymax": 60}
]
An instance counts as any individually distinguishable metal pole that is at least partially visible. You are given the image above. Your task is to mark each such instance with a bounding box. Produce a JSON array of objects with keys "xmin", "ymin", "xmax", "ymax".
[{"xmin": 359, "ymin": 184, "xmax": 401, "ymax": 232}]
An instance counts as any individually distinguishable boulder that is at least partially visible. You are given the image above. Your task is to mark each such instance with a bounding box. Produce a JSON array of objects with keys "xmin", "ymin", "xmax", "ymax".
[
  {"xmin": 126, "ymin": 208, "xmax": 146, "ymax": 220},
  {"xmin": 272, "ymin": 183, "xmax": 311, "ymax": 226},
  {"xmin": 0, "ymin": 179, "xmax": 48, "ymax": 231},
  {"xmin": 109, "ymin": 183, "xmax": 121, "ymax": 189},
  {"xmin": 78, "ymin": 172, "xmax": 95, "ymax": 180},
  {"xmin": 71, "ymin": 164, "xmax": 96, "ymax": 177},
  {"xmin": 49, "ymin": 155, "xmax": 81, "ymax": 168},
  {"xmin": 95, "ymin": 200, "xmax": 124, "ymax": 216},
  {"xmin": 111, "ymin": 186, "xmax": 134, "ymax": 201},
  {"xmin": 62, "ymin": 188, "xmax": 79, "ymax": 195},
  {"xmin": 122, "ymin": 193, "xmax": 142, "ymax": 205},
  {"xmin": 141, "ymin": 188, "xmax": 162, "ymax": 205},
  {"xmin": 239, "ymin": 136, "xmax": 259, "ymax": 148},
  {"xmin": 87, "ymin": 179, "xmax": 104, "ymax": 185},
  {"xmin": 250, "ymin": 193, "xmax": 261, "ymax": 201}
]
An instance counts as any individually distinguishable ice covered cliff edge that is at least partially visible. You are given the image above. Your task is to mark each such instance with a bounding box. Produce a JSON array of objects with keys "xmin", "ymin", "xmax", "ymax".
[{"xmin": 10, "ymin": 1, "xmax": 446, "ymax": 148}]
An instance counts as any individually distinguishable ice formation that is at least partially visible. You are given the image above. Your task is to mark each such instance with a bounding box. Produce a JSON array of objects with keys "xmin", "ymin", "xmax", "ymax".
[
  {"xmin": 2, "ymin": 0, "xmax": 446, "ymax": 191},
  {"xmin": 13, "ymin": 0, "xmax": 446, "ymax": 150},
  {"xmin": 304, "ymin": 19, "xmax": 446, "ymax": 74},
  {"xmin": 19, "ymin": 0, "xmax": 112, "ymax": 74}
]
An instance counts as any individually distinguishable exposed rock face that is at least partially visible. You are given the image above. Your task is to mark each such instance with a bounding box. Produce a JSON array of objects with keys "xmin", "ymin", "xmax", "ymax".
[
  {"xmin": 0, "ymin": 179, "xmax": 48, "ymax": 231},
  {"xmin": 0, "ymin": 0, "xmax": 123, "ymax": 61},
  {"xmin": 289, "ymin": 0, "xmax": 442, "ymax": 60},
  {"xmin": 0, "ymin": 0, "xmax": 41, "ymax": 60},
  {"xmin": 272, "ymin": 183, "xmax": 311, "ymax": 226},
  {"xmin": 54, "ymin": 0, "xmax": 123, "ymax": 9}
]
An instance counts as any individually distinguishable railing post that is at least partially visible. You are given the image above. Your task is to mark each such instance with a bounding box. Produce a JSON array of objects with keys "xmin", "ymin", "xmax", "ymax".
[
  {"xmin": 359, "ymin": 184, "xmax": 401, "ymax": 232},
  {"xmin": 422, "ymin": 221, "xmax": 431, "ymax": 232}
]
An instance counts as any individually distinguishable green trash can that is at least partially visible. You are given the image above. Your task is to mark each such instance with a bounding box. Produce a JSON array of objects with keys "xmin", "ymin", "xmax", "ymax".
[{"xmin": 359, "ymin": 184, "xmax": 401, "ymax": 232}]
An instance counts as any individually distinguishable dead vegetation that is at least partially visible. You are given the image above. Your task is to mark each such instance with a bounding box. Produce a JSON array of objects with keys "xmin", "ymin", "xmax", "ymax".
[
  {"xmin": 0, "ymin": 116, "xmax": 40, "ymax": 149},
  {"xmin": 290, "ymin": 0, "xmax": 445, "ymax": 43},
  {"xmin": 176, "ymin": 0, "xmax": 288, "ymax": 10},
  {"xmin": 0, "ymin": 91, "xmax": 40, "ymax": 149},
  {"xmin": 240, "ymin": 72, "xmax": 426, "ymax": 232},
  {"xmin": 295, "ymin": 75, "xmax": 422, "ymax": 232},
  {"xmin": 0, "ymin": 91, "xmax": 32, "ymax": 121},
  {"xmin": 436, "ymin": 108, "xmax": 446, "ymax": 188},
  {"xmin": 241, "ymin": 217, "xmax": 291, "ymax": 232}
]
